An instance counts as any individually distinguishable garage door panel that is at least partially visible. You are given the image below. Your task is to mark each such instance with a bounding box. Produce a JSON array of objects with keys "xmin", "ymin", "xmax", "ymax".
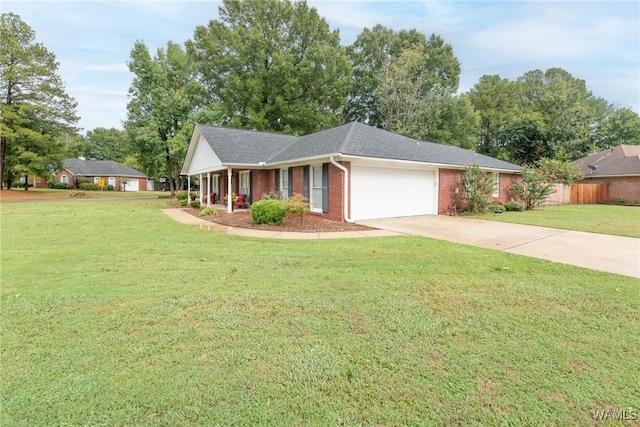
[{"xmin": 351, "ymin": 166, "xmax": 435, "ymax": 220}]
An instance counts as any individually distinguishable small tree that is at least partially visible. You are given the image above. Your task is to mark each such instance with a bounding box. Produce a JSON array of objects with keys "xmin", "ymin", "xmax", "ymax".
[
  {"xmin": 284, "ymin": 193, "xmax": 309, "ymax": 225},
  {"xmin": 510, "ymin": 167, "xmax": 554, "ymax": 210},
  {"xmin": 535, "ymin": 157, "xmax": 584, "ymax": 185},
  {"xmin": 459, "ymin": 164, "xmax": 495, "ymax": 214}
]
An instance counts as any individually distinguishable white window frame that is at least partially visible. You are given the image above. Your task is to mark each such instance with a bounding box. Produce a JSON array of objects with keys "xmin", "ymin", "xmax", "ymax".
[
  {"xmin": 93, "ymin": 177, "xmax": 100, "ymax": 184},
  {"xmin": 310, "ymin": 165, "xmax": 323, "ymax": 213},
  {"xmin": 108, "ymin": 177, "xmax": 116, "ymax": 187},
  {"xmin": 212, "ymin": 174, "xmax": 220, "ymax": 196},
  {"xmin": 280, "ymin": 168, "xmax": 289, "ymax": 199},
  {"xmin": 61, "ymin": 175, "xmax": 68, "ymax": 184},
  {"xmin": 239, "ymin": 170, "xmax": 250, "ymax": 198},
  {"xmin": 492, "ymin": 173, "xmax": 500, "ymax": 198}
]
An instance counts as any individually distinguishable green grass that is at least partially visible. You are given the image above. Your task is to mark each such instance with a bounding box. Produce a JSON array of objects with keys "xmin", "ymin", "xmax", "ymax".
[
  {"xmin": 3, "ymin": 187, "xmax": 170, "ymax": 199},
  {"xmin": 474, "ymin": 204, "xmax": 640, "ymax": 238},
  {"xmin": 1, "ymin": 200, "xmax": 638, "ymax": 426}
]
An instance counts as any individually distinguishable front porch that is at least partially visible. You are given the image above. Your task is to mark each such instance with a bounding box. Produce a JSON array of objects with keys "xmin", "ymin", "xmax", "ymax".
[{"xmin": 186, "ymin": 167, "xmax": 256, "ymax": 213}]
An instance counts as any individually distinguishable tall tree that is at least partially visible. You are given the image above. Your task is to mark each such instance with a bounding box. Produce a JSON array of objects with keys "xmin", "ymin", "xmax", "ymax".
[
  {"xmin": 186, "ymin": 0, "xmax": 350, "ymax": 135},
  {"xmin": 344, "ymin": 25, "xmax": 425, "ymax": 127},
  {"xmin": 468, "ymin": 75, "xmax": 519, "ymax": 157},
  {"xmin": 0, "ymin": 13, "xmax": 79, "ymax": 189},
  {"xmin": 125, "ymin": 40, "xmax": 203, "ymax": 195},
  {"xmin": 590, "ymin": 107, "xmax": 640, "ymax": 148},
  {"xmin": 70, "ymin": 127, "xmax": 130, "ymax": 162}
]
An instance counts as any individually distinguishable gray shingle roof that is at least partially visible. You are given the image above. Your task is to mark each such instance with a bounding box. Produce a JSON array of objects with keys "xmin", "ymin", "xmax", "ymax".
[
  {"xmin": 64, "ymin": 159, "xmax": 147, "ymax": 177},
  {"xmin": 197, "ymin": 125, "xmax": 296, "ymax": 164},
  {"xmin": 195, "ymin": 122, "xmax": 521, "ymax": 171},
  {"xmin": 572, "ymin": 145, "xmax": 640, "ymax": 176}
]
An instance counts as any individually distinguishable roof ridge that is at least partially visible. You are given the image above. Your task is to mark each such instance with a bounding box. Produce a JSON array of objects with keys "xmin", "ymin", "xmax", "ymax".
[{"xmin": 340, "ymin": 122, "xmax": 358, "ymax": 153}]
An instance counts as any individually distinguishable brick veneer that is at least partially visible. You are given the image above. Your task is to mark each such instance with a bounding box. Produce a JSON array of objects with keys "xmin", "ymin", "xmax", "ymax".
[{"xmin": 581, "ymin": 176, "xmax": 640, "ymax": 203}]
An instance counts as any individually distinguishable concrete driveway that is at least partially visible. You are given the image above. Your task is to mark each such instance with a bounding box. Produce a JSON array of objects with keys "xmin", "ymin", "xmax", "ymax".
[{"xmin": 359, "ymin": 215, "xmax": 640, "ymax": 278}]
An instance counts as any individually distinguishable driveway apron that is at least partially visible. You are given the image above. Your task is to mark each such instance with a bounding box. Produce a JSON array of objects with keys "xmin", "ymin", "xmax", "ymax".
[{"xmin": 359, "ymin": 215, "xmax": 640, "ymax": 279}]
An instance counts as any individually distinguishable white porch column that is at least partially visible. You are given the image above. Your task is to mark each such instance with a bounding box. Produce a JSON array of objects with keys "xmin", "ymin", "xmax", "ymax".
[
  {"xmin": 227, "ymin": 167, "xmax": 233, "ymax": 213},
  {"xmin": 199, "ymin": 174, "xmax": 204, "ymax": 203},
  {"xmin": 187, "ymin": 175, "xmax": 191, "ymax": 203},
  {"xmin": 207, "ymin": 172, "xmax": 211, "ymax": 207}
]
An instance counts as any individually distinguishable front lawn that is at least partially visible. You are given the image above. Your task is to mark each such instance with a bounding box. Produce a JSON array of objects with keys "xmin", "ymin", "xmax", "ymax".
[
  {"xmin": 1, "ymin": 200, "xmax": 638, "ymax": 426},
  {"xmin": 474, "ymin": 204, "xmax": 640, "ymax": 238}
]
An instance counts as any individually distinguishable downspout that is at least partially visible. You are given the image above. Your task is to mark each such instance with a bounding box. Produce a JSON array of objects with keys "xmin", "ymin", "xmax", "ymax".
[{"xmin": 330, "ymin": 155, "xmax": 354, "ymax": 223}]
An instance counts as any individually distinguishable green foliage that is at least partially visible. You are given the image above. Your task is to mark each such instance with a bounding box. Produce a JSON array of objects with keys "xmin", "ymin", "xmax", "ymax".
[
  {"xmin": 487, "ymin": 203, "xmax": 506, "ymax": 214},
  {"xmin": 616, "ymin": 197, "xmax": 626, "ymax": 205},
  {"xmin": 175, "ymin": 191, "xmax": 188, "ymax": 201},
  {"xmin": 0, "ymin": 13, "xmax": 79, "ymax": 188},
  {"xmin": 284, "ymin": 193, "xmax": 309, "ymax": 225},
  {"xmin": 504, "ymin": 200, "xmax": 525, "ymax": 212},
  {"xmin": 251, "ymin": 198, "xmax": 287, "ymax": 225},
  {"xmin": 199, "ymin": 207, "xmax": 218, "ymax": 217},
  {"xmin": 106, "ymin": 184, "xmax": 114, "ymax": 191},
  {"xmin": 510, "ymin": 167, "xmax": 554, "ymax": 210},
  {"xmin": 179, "ymin": 199, "xmax": 188, "ymax": 207},
  {"xmin": 190, "ymin": 200, "xmax": 200, "ymax": 209},
  {"xmin": 459, "ymin": 164, "xmax": 495, "ymax": 214},
  {"xmin": 78, "ymin": 182, "xmax": 100, "ymax": 191},
  {"xmin": 187, "ymin": 0, "xmax": 350, "ymax": 135},
  {"xmin": 52, "ymin": 182, "xmax": 72, "ymax": 190},
  {"xmin": 535, "ymin": 157, "xmax": 584, "ymax": 185},
  {"xmin": 261, "ymin": 190, "xmax": 283, "ymax": 200}
]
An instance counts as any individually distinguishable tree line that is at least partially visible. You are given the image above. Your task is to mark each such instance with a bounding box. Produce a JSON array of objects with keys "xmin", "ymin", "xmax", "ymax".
[{"xmin": 2, "ymin": 0, "xmax": 639, "ymax": 192}]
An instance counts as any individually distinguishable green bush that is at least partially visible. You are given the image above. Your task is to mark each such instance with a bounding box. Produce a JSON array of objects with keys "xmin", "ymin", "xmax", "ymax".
[
  {"xmin": 79, "ymin": 182, "xmax": 100, "ymax": 191},
  {"xmin": 199, "ymin": 207, "xmax": 218, "ymax": 217},
  {"xmin": 53, "ymin": 182, "xmax": 73, "ymax": 189},
  {"xmin": 11, "ymin": 182, "xmax": 27, "ymax": 188},
  {"xmin": 487, "ymin": 204, "xmax": 505, "ymax": 214},
  {"xmin": 190, "ymin": 200, "xmax": 201, "ymax": 209},
  {"xmin": 179, "ymin": 199, "xmax": 188, "ymax": 207},
  {"xmin": 175, "ymin": 191, "xmax": 188, "ymax": 201},
  {"xmin": 284, "ymin": 193, "xmax": 309, "ymax": 225},
  {"xmin": 251, "ymin": 199, "xmax": 287, "ymax": 225},
  {"xmin": 106, "ymin": 184, "xmax": 114, "ymax": 191},
  {"xmin": 504, "ymin": 200, "xmax": 525, "ymax": 212}
]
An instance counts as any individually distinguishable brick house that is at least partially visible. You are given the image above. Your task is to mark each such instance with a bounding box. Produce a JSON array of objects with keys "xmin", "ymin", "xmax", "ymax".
[
  {"xmin": 572, "ymin": 145, "xmax": 640, "ymax": 204},
  {"xmin": 181, "ymin": 122, "xmax": 522, "ymax": 221},
  {"xmin": 56, "ymin": 158, "xmax": 150, "ymax": 191}
]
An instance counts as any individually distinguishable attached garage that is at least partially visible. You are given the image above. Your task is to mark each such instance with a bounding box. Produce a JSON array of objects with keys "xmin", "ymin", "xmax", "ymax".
[
  {"xmin": 125, "ymin": 179, "xmax": 139, "ymax": 191},
  {"xmin": 350, "ymin": 164, "xmax": 438, "ymax": 221}
]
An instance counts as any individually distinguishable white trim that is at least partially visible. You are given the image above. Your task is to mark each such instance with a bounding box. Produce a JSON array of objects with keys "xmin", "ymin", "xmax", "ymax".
[{"xmin": 310, "ymin": 164, "xmax": 323, "ymax": 213}]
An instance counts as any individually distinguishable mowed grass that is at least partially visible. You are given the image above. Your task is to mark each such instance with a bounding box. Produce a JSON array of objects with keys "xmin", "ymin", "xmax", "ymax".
[
  {"xmin": 473, "ymin": 204, "xmax": 640, "ymax": 238},
  {"xmin": 1, "ymin": 200, "xmax": 638, "ymax": 426}
]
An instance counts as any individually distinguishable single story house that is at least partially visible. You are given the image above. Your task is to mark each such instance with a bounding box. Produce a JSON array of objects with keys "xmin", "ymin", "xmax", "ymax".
[
  {"xmin": 181, "ymin": 122, "xmax": 522, "ymax": 221},
  {"xmin": 572, "ymin": 145, "xmax": 640, "ymax": 203},
  {"xmin": 56, "ymin": 158, "xmax": 151, "ymax": 191}
]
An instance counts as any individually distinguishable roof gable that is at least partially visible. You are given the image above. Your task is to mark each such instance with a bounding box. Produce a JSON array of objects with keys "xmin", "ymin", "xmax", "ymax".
[
  {"xmin": 63, "ymin": 159, "xmax": 147, "ymax": 177},
  {"xmin": 573, "ymin": 145, "xmax": 640, "ymax": 176}
]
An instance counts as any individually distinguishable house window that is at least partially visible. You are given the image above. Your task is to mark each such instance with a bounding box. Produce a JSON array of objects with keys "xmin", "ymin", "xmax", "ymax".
[
  {"xmin": 492, "ymin": 173, "xmax": 500, "ymax": 198},
  {"xmin": 94, "ymin": 177, "xmax": 100, "ymax": 184},
  {"xmin": 310, "ymin": 165, "xmax": 323, "ymax": 212},
  {"xmin": 108, "ymin": 177, "xmax": 116, "ymax": 187},
  {"xmin": 60, "ymin": 175, "xmax": 68, "ymax": 184},
  {"xmin": 212, "ymin": 174, "xmax": 220, "ymax": 197},
  {"xmin": 239, "ymin": 171, "xmax": 250, "ymax": 199},
  {"xmin": 280, "ymin": 168, "xmax": 289, "ymax": 199}
]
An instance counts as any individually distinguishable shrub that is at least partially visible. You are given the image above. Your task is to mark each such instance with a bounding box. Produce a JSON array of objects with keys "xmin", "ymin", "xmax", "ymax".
[
  {"xmin": 106, "ymin": 184, "xmax": 114, "ymax": 191},
  {"xmin": 459, "ymin": 164, "xmax": 495, "ymax": 214},
  {"xmin": 487, "ymin": 204, "xmax": 506, "ymax": 214},
  {"xmin": 504, "ymin": 200, "xmax": 525, "ymax": 212},
  {"xmin": 251, "ymin": 199, "xmax": 287, "ymax": 225},
  {"xmin": 510, "ymin": 167, "xmax": 554, "ymax": 210},
  {"xmin": 616, "ymin": 197, "xmax": 626, "ymax": 205},
  {"xmin": 190, "ymin": 200, "xmax": 201, "ymax": 209},
  {"xmin": 179, "ymin": 199, "xmax": 188, "ymax": 207},
  {"xmin": 53, "ymin": 182, "xmax": 72, "ymax": 189},
  {"xmin": 261, "ymin": 190, "xmax": 283, "ymax": 200},
  {"xmin": 284, "ymin": 193, "xmax": 309, "ymax": 225},
  {"xmin": 175, "ymin": 191, "xmax": 188, "ymax": 201},
  {"xmin": 79, "ymin": 182, "xmax": 100, "ymax": 191},
  {"xmin": 11, "ymin": 182, "xmax": 27, "ymax": 188},
  {"xmin": 199, "ymin": 207, "xmax": 218, "ymax": 217}
]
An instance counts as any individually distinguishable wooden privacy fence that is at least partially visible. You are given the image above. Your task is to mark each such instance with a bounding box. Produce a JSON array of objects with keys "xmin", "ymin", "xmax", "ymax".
[
  {"xmin": 540, "ymin": 183, "xmax": 571, "ymax": 206},
  {"xmin": 570, "ymin": 183, "xmax": 609, "ymax": 204}
]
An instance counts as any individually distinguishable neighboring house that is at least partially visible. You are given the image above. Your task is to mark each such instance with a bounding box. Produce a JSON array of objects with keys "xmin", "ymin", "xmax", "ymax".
[
  {"xmin": 56, "ymin": 158, "xmax": 150, "ymax": 191},
  {"xmin": 181, "ymin": 122, "xmax": 522, "ymax": 221},
  {"xmin": 572, "ymin": 145, "xmax": 640, "ymax": 203}
]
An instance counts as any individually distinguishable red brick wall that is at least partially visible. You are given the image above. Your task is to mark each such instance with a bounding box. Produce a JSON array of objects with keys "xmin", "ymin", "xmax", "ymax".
[
  {"xmin": 251, "ymin": 169, "xmax": 273, "ymax": 202},
  {"xmin": 582, "ymin": 176, "xmax": 640, "ymax": 203},
  {"xmin": 438, "ymin": 169, "xmax": 522, "ymax": 214}
]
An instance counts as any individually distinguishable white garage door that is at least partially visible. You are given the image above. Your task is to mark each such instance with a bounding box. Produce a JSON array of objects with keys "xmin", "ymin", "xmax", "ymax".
[
  {"xmin": 350, "ymin": 165, "xmax": 436, "ymax": 220},
  {"xmin": 125, "ymin": 179, "xmax": 139, "ymax": 191}
]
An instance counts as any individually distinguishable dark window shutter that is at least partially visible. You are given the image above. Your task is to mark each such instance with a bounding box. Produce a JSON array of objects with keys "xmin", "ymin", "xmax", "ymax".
[
  {"xmin": 303, "ymin": 166, "xmax": 309, "ymax": 199},
  {"xmin": 288, "ymin": 168, "xmax": 293, "ymax": 194},
  {"xmin": 248, "ymin": 171, "xmax": 253, "ymax": 203},
  {"xmin": 322, "ymin": 163, "xmax": 329, "ymax": 213},
  {"xmin": 274, "ymin": 169, "xmax": 280, "ymax": 192}
]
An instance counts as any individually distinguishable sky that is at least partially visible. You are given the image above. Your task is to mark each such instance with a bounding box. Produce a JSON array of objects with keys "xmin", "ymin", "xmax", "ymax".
[{"xmin": 3, "ymin": 0, "xmax": 639, "ymax": 134}]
